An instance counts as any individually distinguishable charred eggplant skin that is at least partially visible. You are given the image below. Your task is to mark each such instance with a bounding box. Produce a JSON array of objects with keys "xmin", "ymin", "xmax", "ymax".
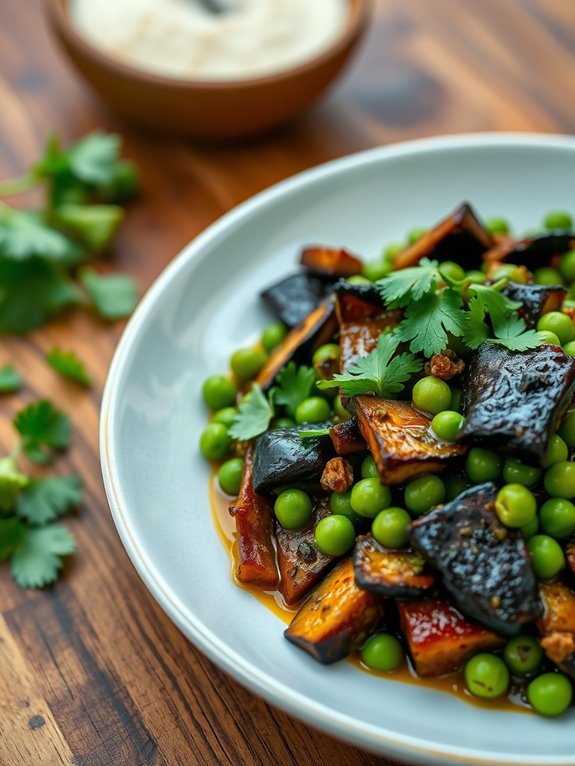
[
  {"xmin": 252, "ymin": 424, "xmax": 334, "ymax": 494},
  {"xmin": 502, "ymin": 282, "xmax": 567, "ymax": 328},
  {"xmin": 300, "ymin": 246, "xmax": 363, "ymax": 278},
  {"xmin": 353, "ymin": 535, "xmax": 435, "ymax": 599},
  {"xmin": 260, "ymin": 273, "xmax": 334, "ymax": 328},
  {"xmin": 484, "ymin": 231, "xmax": 575, "ymax": 266},
  {"xmin": 330, "ymin": 417, "xmax": 367, "ymax": 455},
  {"xmin": 458, "ymin": 343, "xmax": 575, "ymax": 465},
  {"xmin": 409, "ymin": 482, "xmax": 541, "ymax": 636}
]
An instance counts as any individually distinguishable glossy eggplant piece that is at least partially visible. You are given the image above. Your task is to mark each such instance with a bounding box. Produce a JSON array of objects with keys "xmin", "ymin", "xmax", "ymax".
[
  {"xmin": 409, "ymin": 482, "xmax": 541, "ymax": 636},
  {"xmin": 300, "ymin": 246, "xmax": 363, "ymax": 278},
  {"xmin": 353, "ymin": 396, "xmax": 467, "ymax": 485},
  {"xmin": 537, "ymin": 582, "xmax": 575, "ymax": 635},
  {"xmin": 228, "ymin": 446, "xmax": 278, "ymax": 587},
  {"xmin": 398, "ymin": 598, "xmax": 505, "ymax": 677},
  {"xmin": 276, "ymin": 497, "xmax": 334, "ymax": 605},
  {"xmin": 502, "ymin": 282, "xmax": 567, "ymax": 328},
  {"xmin": 393, "ymin": 202, "xmax": 494, "ymax": 271},
  {"xmin": 458, "ymin": 343, "xmax": 575, "ymax": 465},
  {"xmin": 284, "ymin": 558, "xmax": 384, "ymax": 663},
  {"xmin": 252, "ymin": 424, "xmax": 334, "ymax": 494},
  {"xmin": 353, "ymin": 535, "xmax": 435, "ymax": 599},
  {"xmin": 329, "ymin": 417, "xmax": 367, "ymax": 455},
  {"xmin": 483, "ymin": 230, "xmax": 575, "ymax": 266},
  {"xmin": 335, "ymin": 282, "xmax": 400, "ymax": 371},
  {"xmin": 256, "ymin": 297, "xmax": 337, "ymax": 391},
  {"xmin": 540, "ymin": 632, "xmax": 575, "ymax": 679},
  {"xmin": 261, "ymin": 273, "xmax": 334, "ymax": 328}
]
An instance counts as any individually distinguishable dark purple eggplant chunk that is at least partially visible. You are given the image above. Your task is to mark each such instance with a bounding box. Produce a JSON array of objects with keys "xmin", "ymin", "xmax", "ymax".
[
  {"xmin": 408, "ymin": 482, "xmax": 541, "ymax": 636},
  {"xmin": 252, "ymin": 424, "xmax": 334, "ymax": 494},
  {"xmin": 300, "ymin": 246, "xmax": 363, "ymax": 278},
  {"xmin": 458, "ymin": 343, "xmax": 575, "ymax": 465},
  {"xmin": 353, "ymin": 535, "xmax": 435, "ymax": 599},
  {"xmin": 261, "ymin": 273, "xmax": 335, "ymax": 328},
  {"xmin": 393, "ymin": 202, "xmax": 494, "ymax": 271},
  {"xmin": 330, "ymin": 417, "xmax": 367, "ymax": 455},
  {"xmin": 485, "ymin": 231, "xmax": 575, "ymax": 266},
  {"xmin": 334, "ymin": 280, "xmax": 387, "ymax": 309},
  {"xmin": 502, "ymin": 282, "xmax": 567, "ymax": 328}
]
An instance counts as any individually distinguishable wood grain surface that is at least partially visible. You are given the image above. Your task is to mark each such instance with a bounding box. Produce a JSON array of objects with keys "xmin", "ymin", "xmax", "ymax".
[{"xmin": 1, "ymin": 1, "xmax": 575, "ymax": 764}]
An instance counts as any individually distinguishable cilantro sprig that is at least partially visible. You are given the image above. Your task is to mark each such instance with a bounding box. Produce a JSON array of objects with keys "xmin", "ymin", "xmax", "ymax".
[
  {"xmin": 46, "ymin": 348, "xmax": 91, "ymax": 387},
  {"xmin": 229, "ymin": 385, "xmax": 275, "ymax": 441}
]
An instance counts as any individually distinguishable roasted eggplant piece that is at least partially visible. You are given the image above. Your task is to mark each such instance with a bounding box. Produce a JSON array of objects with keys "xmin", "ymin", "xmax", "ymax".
[
  {"xmin": 353, "ymin": 535, "xmax": 435, "ymax": 599},
  {"xmin": 284, "ymin": 558, "xmax": 384, "ymax": 663},
  {"xmin": 300, "ymin": 246, "xmax": 363, "ymax": 278},
  {"xmin": 252, "ymin": 424, "xmax": 334, "ymax": 494},
  {"xmin": 393, "ymin": 202, "xmax": 494, "ymax": 271},
  {"xmin": 567, "ymin": 537, "xmax": 575, "ymax": 577},
  {"xmin": 257, "ymin": 297, "xmax": 337, "ymax": 391},
  {"xmin": 228, "ymin": 446, "xmax": 278, "ymax": 587},
  {"xmin": 502, "ymin": 282, "xmax": 567, "ymax": 328},
  {"xmin": 261, "ymin": 273, "xmax": 334, "ymax": 328},
  {"xmin": 398, "ymin": 598, "xmax": 505, "ymax": 677},
  {"xmin": 276, "ymin": 497, "xmax": 334, "ymax": 605},
  {"xmin": 458, "ymin": 343, "xmax": 575, "ymax": 465},
  {"xmin": 483, "ymin": 231, "xmax": 575, "ymax": 266},
  {"xmin": 330, "ymin": 417, "xmax": 367, "ymax": 455},
  {"xmin": 409, "ymin": 482, "xmax": 541, "ymax": 636},
  {"xmin": 537, "ymin": 581, "xmax": 575, "ymax": 635},
  {"xmin": 353, "ymin": 396, "xmax": 467, "ymax": 485}
]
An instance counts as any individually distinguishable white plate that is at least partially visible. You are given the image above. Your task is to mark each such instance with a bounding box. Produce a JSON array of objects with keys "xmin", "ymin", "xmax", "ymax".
[{"xmin": 101, "ymin": 133, "xmax": 575, "ymax": 766}]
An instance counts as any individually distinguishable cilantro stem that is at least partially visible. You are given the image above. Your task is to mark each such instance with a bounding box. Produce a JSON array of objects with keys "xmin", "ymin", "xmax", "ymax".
[{"xmin": 0, "ymin": 173, "xmax": 38, "ymax": 198}]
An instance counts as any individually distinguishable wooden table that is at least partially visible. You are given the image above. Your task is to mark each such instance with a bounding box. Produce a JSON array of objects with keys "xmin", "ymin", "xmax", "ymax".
[{"xmin": 1, "ymin": 1, "xmax": 575, "ymax": 764}]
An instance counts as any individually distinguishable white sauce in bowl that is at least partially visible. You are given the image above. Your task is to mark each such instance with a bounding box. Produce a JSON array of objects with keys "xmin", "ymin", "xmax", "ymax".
[{"xmin": 70, "ymin": 0, "xmax": 349, "ymax": 81}]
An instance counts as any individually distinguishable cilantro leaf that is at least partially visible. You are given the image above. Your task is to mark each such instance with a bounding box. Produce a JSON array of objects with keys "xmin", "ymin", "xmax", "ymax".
[
  {"xmin": 14, "ymin": 400, "xmax": 71, "ymax": 463},
  {"xmin": 16, "ymin": 475, "xmax": 83, "ymax": 525},
  {"xmin": 468, "ymin": 283, "xmax": 523, "ymax": 338},
  {"xmin": 54, "ymin": 203, "xmax": 124, "ymax": 252},
  {"xmin": 463, "ymin": 295, "xmax": 490, "ymax": 350},
  {"xmin": 273, "ymin": 363, "xmax": 317, "ymax": 418},
  {"xmin": 299, "ymin": 428, "xmax": 331, "ymax": 438},
  {"xmin": 487, "ymin": 330, "xmax": 544, "ymax": 351},
  {"xmin": 229, "ymin": 385, "xmax": 274, "ymax": 441},
  {"xmin": 0, "ymin": 518, "xmax": 26, "ymax": 561},
  {"xmin": 11, "ymin": 524, "xmax": 76, "ymax": 588},
  {"xmin": 395, "ymin": 288, "xmax": 467, "ymax": 357},
  {"xmin": 68, "ymin": 132, "xmax": 123, "ymax": 185},
  {"xmin": 378, "ymin": 258, "xmax": 441, "ymax": 308},
  {"xmin": 80, "ymin": 267, "xmax": 138, "ymax": 320},
  {"xmin": 0, "ymin": 457, "xmax": 29, "ymax": 511},
  {"xmin": 0, "ymin": 364, "xmax": 22, "ymax": 393},
  {"xmin": 319, "ymin": 333, "xmax": 423, "ymax": 397},
  {"xmin": 0, "ymin": 206, "xmax": 82, "ymax": 263},
  {"xmin": 46, "ymin": 348, "xmax": 91, "ymax": 387}
]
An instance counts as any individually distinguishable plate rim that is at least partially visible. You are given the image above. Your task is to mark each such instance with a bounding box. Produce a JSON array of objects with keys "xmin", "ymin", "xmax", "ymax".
[{"xmin": 100, "ymin": 132, "xmax": 575, "ymax": 766}]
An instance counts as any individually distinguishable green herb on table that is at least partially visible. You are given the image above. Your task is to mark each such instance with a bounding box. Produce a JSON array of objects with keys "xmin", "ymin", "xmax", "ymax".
[
  {"xmin": 0, "ymin": 364, "xmax": 23, "ymax": 393},
  {"xmin": 46, "ymin": 348, "xmax": 91, "ymax": 387},
  {"xmin": 80, "ymin": 267, "xmax": 138, "ymax": 320},
  {"xmin": 14, "ymin": 399, "xmax": 72, "ymax": 464}
]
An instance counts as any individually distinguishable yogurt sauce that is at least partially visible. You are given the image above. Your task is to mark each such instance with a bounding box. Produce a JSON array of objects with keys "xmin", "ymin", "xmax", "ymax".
[{"xmin": 70, "ymin": 0, "xmax": 349, "ymax": 81}]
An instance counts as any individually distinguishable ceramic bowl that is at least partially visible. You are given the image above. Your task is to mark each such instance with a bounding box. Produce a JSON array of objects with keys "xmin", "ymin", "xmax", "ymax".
[{"xmin": 45, "ymin": 0, "xmax": 371, "ymax": 139}]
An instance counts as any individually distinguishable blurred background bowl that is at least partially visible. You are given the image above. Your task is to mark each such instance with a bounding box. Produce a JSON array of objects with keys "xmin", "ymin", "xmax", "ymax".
[{"xmin": 46, "ymin": 0, "xmax": 372, "ymax": 140}]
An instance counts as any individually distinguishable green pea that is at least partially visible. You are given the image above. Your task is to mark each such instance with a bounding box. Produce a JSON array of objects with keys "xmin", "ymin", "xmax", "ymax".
[
  {"xmin": 274, "ymin": 489, "xmax": 313, "ymax": 530},
  {"xmin": 527, "ymin": 535, "xmax": 566, "ymax": 580},
  {"xmin": 563, "ymin": 340, "xmax": 575, "ymax": 356},
  {"xmin": 544, "ymin": 461, "xmax": 575, "ymax": 498},
  {"xmin": 431, "ymin": 411, "xmax": 464, "ymax": 442},
  {"xmin": 544, "ymin": 434, "xmax": 569, "ymax": 467},
  {"xmin": 407, "ymin": 227, "xmax": 427, "ymax": 245},
  {"xmin": 361, "ymin": 634, "xmax": 404, "ymax": 672},
  {"xmin": 502, "ymin": 458, "xmax": 542, "ymax": 487},
  {"xmin": 537, "ymin": 330, "xmax": 561, "ymax": 346},
  {"xmin": 559, "ymin": 411, "xmax": 575, "ymax": 448},
  {"xmin": 445, "ymin": 476, "xmax": 469, "ymax": 501},
  {"xmin": 539, "ymin": 498, "xmax": 575, "ymax": 539},
  {"xmin": 504, "ymin": 636, "xmax": 543, "ymax": 676},
  {"xmin": 199, "ymin": 423, "xmax": 231, "ymax": 461},
  {"xmin": 528, "ymin": 673, "xmax": 573, "ymax": 717},
  {"xmin": 231, "ymin": 347, "xmax": 267, "ymax": 380},
  {"xmin": 383, "ymin": 243, "xmax": 404, "ymax": 263},
  {"xmin": 486, "ymin": 217, "xmax": 510, "ymax": 236},
  {"xmin": 521, "ymin": 515, "xmax": 539, "ymax": 539},
  {"xmin": 465, "ymin": 447, "xmax": 503, "ymax": 483},
  {"xmin": 329, "ymin": 491, "xmax": 362, "ymax": 525},
  {"xmin": 314, "ymin": 515, "xmax": 356, "ymax": 556},
  {"xmin": 466, "ymin": 270, "xmax": 486, "ymax": 284},
  {"xmin": 312, "ymin": 343, "xmax": 340, "ymax": 368},
  {"xmin": 295, "ymin": 397, "xmax": 331, "ymax": 424},
  {"xmin": 533, "ymin": 267, "xmax": 565, "ymax": 286},
  {"xmin": 559, "ymin": 250, "xmax": 575, "ymax": 282},
  {"xmin": 213, "ymin": 406, "xmax": 239, "ymax": 428},
  {"xmin": 440, "ymin": 261, "xmax": 466, "ymax": 282},
  {"xmin": 371, "ymin": 507, "xmax": 411, "ymax": 549},
  {"xmin": 492, "ymin": 264, "xmax": 527, "ymax": 284},
  {"xmin": 464, "ymin": 653, "xmax": 510, "ymax": 699},
  {"xmin": 271, "ymin": 417, "xmax": 296, "ymax": 429},
  {"xmin": 543, "ymin": 210, "xmax": 573, "ymax": 230},
  {"xmin": 412, "ymin": 376, "xmax": 452, "ymax": 415},
  {"xmin": 537, "ymin": 312, "xmax": 575, "ymax": 345},
  {"xmin": 350, "ymin": 478, "xmax": 392, "ymax": 518},
  {"xmin": 334, "ymin": 395, "xmax": 351, "ymax": 421},
  {"xmin": 347, "ymin": 275, "xmax": 371, "ymax": 285},
  {"xmin": 495, "ymin": 484, "xmax": 537, "ymax": 528},
  {"xmin": 261, "ymin": 322, "xmax": 287, "ymax": 353},
  {"xmin": 404, "ymin": 475, "xmax": 445, "ymax": 516},
  {"xmin": 361, "ymin": 455, "xmax": 379, "ymax": 479},
  {"xmin": 217, "ymin": 458, "xmax": 244, "ymax": 496},
  {"xmin": 363, "ymin": 258, "xmax": 392, "ymax": 282},
  {"xmin": 202, "ymin": 375, "xmax": 237, "ymax": 410}
]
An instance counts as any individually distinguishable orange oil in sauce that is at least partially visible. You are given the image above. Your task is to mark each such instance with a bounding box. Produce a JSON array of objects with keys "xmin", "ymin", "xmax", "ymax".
[{"xmin": 210, "ymin": 473, "xmax": 529, "ymax": 713}]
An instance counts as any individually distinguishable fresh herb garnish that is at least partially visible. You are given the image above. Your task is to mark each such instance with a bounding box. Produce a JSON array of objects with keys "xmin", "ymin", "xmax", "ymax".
[
  {"xmin": 0, "ymin": 364, "xmax": 22, "ymax": 393},
  {"xmin": 299, "ymin": 427, "xmax": 331, "ymax": 439},
  {"xmin": 46, "ymin": 348, "xmax": 91, "ymax": 387},
  {"xmin": 318, "ymin": 333, "xmax": 423, "ymax": 397},
  {"xmin": 14, "ymin": 399, "xmax": 72, "ymax": 464},
  {"xmin": 80, "ymin": 267, "xmax": 138, "ymax": 320},
  {"xmin": 229, "ymin": 384, "xmax": 275, "ymax": 441},
  {"xmin": 273, "ymin": 362, "xmax": 316, "ymax": 418}
]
